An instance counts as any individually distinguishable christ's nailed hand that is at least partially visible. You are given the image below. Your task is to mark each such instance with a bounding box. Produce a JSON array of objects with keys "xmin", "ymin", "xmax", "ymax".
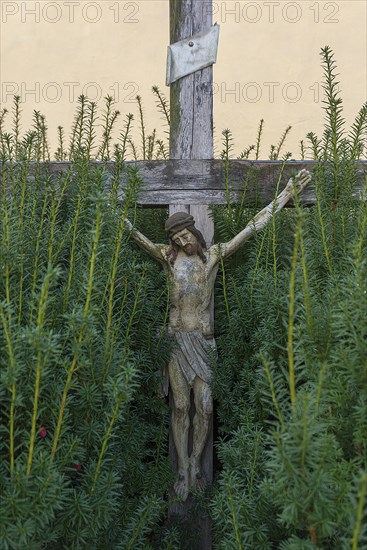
[{"xmin": 288, "ymin": 168, "xmax": 312, "ymax": 193}]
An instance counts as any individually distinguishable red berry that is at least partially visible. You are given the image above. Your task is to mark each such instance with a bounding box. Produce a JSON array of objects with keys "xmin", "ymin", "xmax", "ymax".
[
  {"xmin": 38, "ymin": 427, "xmax": 47, "ymax": 438},
  {"xmin": 75, "ymin": 463, "xmax": 82, "ymax": 471}
]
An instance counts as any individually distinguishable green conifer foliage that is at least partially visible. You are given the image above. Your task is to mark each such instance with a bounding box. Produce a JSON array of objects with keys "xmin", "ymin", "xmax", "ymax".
[
  {"xmin": 0, "ymin": 98, "xmax": 174, "ymax": 548},
  {"xmin": 210, "ymin": 47, "xmax": 367, "ymax": 549}
]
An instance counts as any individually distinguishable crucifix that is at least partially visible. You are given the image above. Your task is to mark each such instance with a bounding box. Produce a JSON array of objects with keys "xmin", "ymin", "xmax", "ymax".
[{"xmin": 125, "ymin": 169, "xmax": 310, "ymax": 501}]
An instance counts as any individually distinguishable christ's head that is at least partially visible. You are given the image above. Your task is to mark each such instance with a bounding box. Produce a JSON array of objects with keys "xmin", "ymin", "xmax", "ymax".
[
  {"xmin": 165, "ymin": 212, "xmax": 207, "ymax": 264},
  {"xmin": 171, "ymin": 228, "xmax": 200, "ymax": 256}
]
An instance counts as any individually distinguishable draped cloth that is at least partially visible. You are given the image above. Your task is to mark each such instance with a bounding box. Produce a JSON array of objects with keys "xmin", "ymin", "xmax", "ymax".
[{"xmin": 163, "ymin": 331, "xmax": 216, "ymax": 395}]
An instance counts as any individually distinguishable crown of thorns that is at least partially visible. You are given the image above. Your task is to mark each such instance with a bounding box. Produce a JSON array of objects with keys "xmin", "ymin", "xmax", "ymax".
[{"xmin": 164, "ymin": 212, "xmax": 206, "ymax": 249}]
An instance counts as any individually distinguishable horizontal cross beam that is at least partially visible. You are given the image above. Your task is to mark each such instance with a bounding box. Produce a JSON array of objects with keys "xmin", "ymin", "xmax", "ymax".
[{"xmin": 1, "ymin": 160, "xmax": 366, "ymax": 205}]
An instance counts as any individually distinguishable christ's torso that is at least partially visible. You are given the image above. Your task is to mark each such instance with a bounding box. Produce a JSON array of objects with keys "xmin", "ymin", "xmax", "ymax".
[{"xmin": 166, "ymin": 249, "xmax": 219, "ymax": 337}]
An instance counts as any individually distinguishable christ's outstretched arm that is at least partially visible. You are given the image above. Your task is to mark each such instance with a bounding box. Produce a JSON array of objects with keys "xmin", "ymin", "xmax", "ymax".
[
  {"xmin": 220, "ymin": 169, "xmax": 311, "ymax": 260},
  {"xmin": 124, "ymin": 218, "xmax": 166, "ymax": 264}
]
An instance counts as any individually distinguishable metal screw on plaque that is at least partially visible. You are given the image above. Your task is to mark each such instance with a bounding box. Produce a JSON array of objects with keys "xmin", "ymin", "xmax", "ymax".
[{"xmin": 188, "ymin": 41, "xmax": 194, "ymax": 47}]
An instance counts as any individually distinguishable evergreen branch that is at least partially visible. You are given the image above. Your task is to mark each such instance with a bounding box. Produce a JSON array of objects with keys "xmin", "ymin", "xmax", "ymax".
[
  {"xmin": 0, "ymin": 107, "xmax": 9, "ymax": 159},
  {"xmin": 255, "ymin": 119, "xmax": 264, "ymax": 160},
  {"xmin": 293, "ymin": 176, "xmax": 313, "ymax": 336},
  {"xmin": 27, "ymin": 266, "xmax": 58, "ymax": 476},
  {"xmin": 91, "ymin": 395, "xmax": 123, "ymax": 493},
  {"xmin": 119, "ymin": 113, "xmax": 134, "ymax": 161},
  {"xmin": 229, "ymin": 275, "xmax": 245, "ymax": 317},
  {"xmin": 355, "ymin": 182, "xmax": 367, "ymax": 289},
  {"xmin": 39, "ymin": 114, "xmax": 50, "ymax": 161},
  {"xmin": 261, "ymin": 354, "xmax": 285, "ymax": 430},
  {"xmin": 272, "ymin": 154, "xmax": 291, "ymax": 292},
  {"xmin": 220, "ymin": 256, "xmax": 230, "ymax": 321},
  {"xmin": 92, "ymin": 365, "xmax": 137, "ymax": 493},
  {"xmin": 63, "ymin": 194, "xmax": 82, "ymax": 312},
  {"xmin": 314, "ymin": 171, "xmax": 333, "ymax": 272},
  {"xmin": 249, "ymin": 224, "xmax": 270, "ymax": 306},
  {"xmin": 226, "ymin": 482, "xmax": 243, "ymax": 550},
  {"xmin": 315, "ymin": 362, "xmax": 327, "ymax": 412},
  {"xmin": 352, "ymin": 472, "xmax": 367, "ymax": 550},
  {"xmin": 128, "ymin": 138, "xmax": 138, "ymax": 161},
  {"xmin": 287, "ymin": 193, "xmax": 300, "ymax": 410},
  {"xmin": 55, "ymin": 126, "xmax": 66, "ymax": 161},
  {"xmin": 102, "ymin": 171, "xmax": 138, "ymax": 378},
  {"xmin": 97, "ymin": 96, "xmax": 120, "ymax": 161},
  {"xmin": 221, "ymin": 128, "xmax": 234, "ymax": 214},
  {"xmin": 52, "ymin": 187, "xmax": 103, "ymax": 458},
  {"xmin": 47, "ymin": 194, "xmax": 57, "ymax": 264},
  {"xmin": 124, "ymin": 265, "xmax": 148, "ymax": 352},
  {"xmin": 0, "ymin": 303, "xmax": 16, "ymax": 474},
  {"xmin": 273, "ymin": 126, "xmax": 292, "ymax": 160},
  {"xmin": 321, "ymin": 46, "xmax": 345, "ymax": 200},
  {"xmin": 125, "ymin": 498, "xmax": 161, "ymax": 550},
  {"xmin": 29, "ymin": 181, "xmax": 51, "ymax": 322},
  {"xmin": 152, "ymin": 85, "xmax": 170, "ymax": 126},
  {"xmin": 1, "ymin": 177, "xmax": 12, "ymax": 309},
  {"xmin": 349, "ymin": 103, "xmax": 367, "ymax": 161},
  {"xmin": 12, "ymin": 96, "xmax": 21, "ymax": 160},
  {"xmin": 300, "ymin": 139, "xmax": 305, "ymax": 160},
  {"xmin": 85, "ymin": 101, "xmax": 98, "ymax": 160},
  {"xmin": 249, "ymin": 432, "xmax": 261, "ymax": 498},
  {"xmin": 155, "ymin": 139, "xmax": 168, "ymax": 160},
  {"xmin": 237, "ymin": 144, "xmax": 255, "ymax": 160},
  {"xmin": 136, "ymin": 95, "xmax": 146, "ymax": 160},
  {"xmin": 69, "ymin": 95, "xmax": 86, "ymax": 159},
  {"xmin": 147, "ymin": 129, "xmax": 156, "ymax": 160}
]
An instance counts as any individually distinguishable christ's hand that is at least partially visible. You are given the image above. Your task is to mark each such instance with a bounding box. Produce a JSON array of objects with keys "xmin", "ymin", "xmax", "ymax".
[{"xmin": 220, "ymin": 169, "xmax": 312, "ymax": 259}]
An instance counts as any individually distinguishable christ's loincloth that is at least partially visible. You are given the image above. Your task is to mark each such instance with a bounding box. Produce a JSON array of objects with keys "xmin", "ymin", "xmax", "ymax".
[{"xmin": 171, "ymin": 330, "xmax": 216, "ymax": 385}]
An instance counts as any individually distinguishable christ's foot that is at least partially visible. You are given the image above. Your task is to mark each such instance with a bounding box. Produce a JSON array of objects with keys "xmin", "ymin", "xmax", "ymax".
[
  {"xmin": 189, "ymin": 461, "xmax": 206, "ymax": 491},
  {"xmin": 174, "ymin": 469, "xmax": 189, "ymax": 501}
]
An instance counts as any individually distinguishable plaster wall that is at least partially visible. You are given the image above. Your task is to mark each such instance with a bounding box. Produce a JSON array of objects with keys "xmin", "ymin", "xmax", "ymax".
[{"xmin": 0, "ymin": 0, "xmax": 366, "ymax": 157}]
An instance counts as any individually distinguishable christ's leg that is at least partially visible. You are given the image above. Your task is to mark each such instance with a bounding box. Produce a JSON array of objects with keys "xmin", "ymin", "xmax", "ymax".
[
  {"xmin": 168, "ymin": 357, "xmax": 191, "ymax": 500},
  {"xmin": 190, "ymin": 378, "xmax": 213, "ymax": 489}
]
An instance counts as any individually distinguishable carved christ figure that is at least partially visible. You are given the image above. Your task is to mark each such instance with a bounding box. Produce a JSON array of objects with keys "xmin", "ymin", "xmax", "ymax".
[{"xmin": 125, "ymin": 169, "xmax": 311, "ymax": 501}]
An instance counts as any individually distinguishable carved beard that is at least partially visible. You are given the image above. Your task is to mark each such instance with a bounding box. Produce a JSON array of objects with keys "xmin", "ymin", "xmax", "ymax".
[
  {"xmin": 167, "ymin": 240, "xmax": 206, "ymax": 265},
  {"xmin": 181, "ymin": 241, "xmax": 198, "ymax": 256}
]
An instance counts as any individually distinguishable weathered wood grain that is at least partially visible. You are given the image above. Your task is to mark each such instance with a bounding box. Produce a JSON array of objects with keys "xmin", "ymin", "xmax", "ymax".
[
  {"xmin": 168, "ymin": 2, "xmax": 214, "ymax": 547},
  {"xmin": 1, "ymin": 160, "xmax": 366, "ymax": 206},
  {"xmin": 169, "ymin": 0, "xmax": 214, "ymax": 240}
]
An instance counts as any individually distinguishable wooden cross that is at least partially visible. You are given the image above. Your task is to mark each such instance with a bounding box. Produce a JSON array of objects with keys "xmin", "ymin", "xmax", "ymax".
[{"xmin": 167, "ymin": 2, "xmax": 215, "ymax": 544}]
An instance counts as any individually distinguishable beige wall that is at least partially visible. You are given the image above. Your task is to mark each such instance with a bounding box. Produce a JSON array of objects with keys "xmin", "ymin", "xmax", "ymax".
[{"xmin": 1, "ymin": 0, "xmax": 366, "ymax": 158}]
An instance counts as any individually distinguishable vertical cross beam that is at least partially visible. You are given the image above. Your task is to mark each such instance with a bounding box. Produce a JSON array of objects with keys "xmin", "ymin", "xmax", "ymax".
[
  {"xmin": 169, "ymin": 1, "xmax": 214, "ymax": 547},
  {"xmin": 169, "ymin": 0, "xmax": 214, "ymax": 245}
]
